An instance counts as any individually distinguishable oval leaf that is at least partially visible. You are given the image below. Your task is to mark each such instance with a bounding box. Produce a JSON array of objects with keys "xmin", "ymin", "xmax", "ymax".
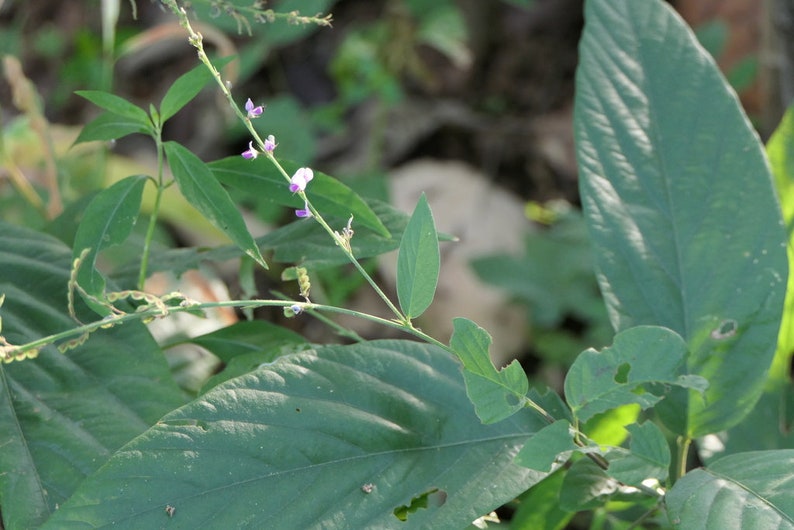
[
  {"xmin": 42, "ymin": 340, "xmax": 548, "ymax": 529},
  {"xmin": 666, "ymin": 450, "xmax": 794, "ymax": 529},
  {"xmin": 575, "ymin": 0, "xmax": 787, "ymax": 436},
  {"xmin": 0, "ymin": 222, "xmax": 185, "ymax": 529},
  {"xmin": 396, "ymin": 193, "xmax": 439, "ymax": 319},
  {"xmin": 72, "ymin": 174, "xmax": 147, "ymax": 302},
  {"xmin": 164, "ymin": 141, "xmax": 268, "ymax": 270},
  {"xmin": 564, "ymin": 326, "xmax": 707, "ymax": 424}
]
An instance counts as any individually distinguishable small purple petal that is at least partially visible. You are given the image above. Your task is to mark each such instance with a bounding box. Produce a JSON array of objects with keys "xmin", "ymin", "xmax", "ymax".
[
  {"xmin": 295, "ymin": 208, "xmax": 312, "ymax": 218},
  {"xmin": 290, "ymin": 304, "xmax": 303, "ymax": 314},
  {"xmin": 264, "ymin": 134, "xmax": 277, "ymax": 152},
  {"xmin": 241, "ymin": 140, "xmax": 258, "ymax": 160},
  {"xmin": 245, "ymin": 98, "xmax": 264, "ymax": 119}
]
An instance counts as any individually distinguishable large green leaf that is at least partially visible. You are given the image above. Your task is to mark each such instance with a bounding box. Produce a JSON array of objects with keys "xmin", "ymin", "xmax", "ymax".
[
  {"xmin": 0, "ymin": 222, "xmax": 185, "ymax": 529},
  {"xmin": 164, "ymin": 141, "xmax": 268, "ymax": 270},
  {"xmin": 575, "ymin": 0, "xmax": 787, "ymax": 436},
  {"xmin": 42, "ymin": 340, "xmax": 547, "ymax": 529},
  {"xmin": 396, "ymin": 193, "xmax": 439, "ymax": 319},
  {"xmin": 666, "ymin": 450, "xmax": 794, "ymax": 529},
  {"xmin": 701, "ymin": 104, "xmax": 794, "ymax": 461}
]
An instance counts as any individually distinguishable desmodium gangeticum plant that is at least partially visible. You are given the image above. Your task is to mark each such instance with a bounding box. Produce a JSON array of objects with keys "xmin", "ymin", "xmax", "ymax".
[{"xmin": 1, "ymin": 0, "xmax": 794, "ymax": 528}]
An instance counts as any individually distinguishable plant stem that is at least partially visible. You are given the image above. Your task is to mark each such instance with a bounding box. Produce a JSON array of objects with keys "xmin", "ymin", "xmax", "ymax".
[
  {"xmin": 675, "ymin": 435, "xmax": 692, "ymax": 482},
  {"xmin": 3, "ymin": 298, "xmax": 425, "ymax": 361},
  {"xmin": 138, "ymin": 137, "xmax": 166, "ymax": 290}
]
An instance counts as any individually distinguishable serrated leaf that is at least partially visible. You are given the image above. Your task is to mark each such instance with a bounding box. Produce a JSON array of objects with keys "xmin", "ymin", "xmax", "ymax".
[
  {"xmin": 209, "ymin": 155, "xmax": 390, "ymax": 238},
  {"xmin": 76, "ymin": 90, "xmax": 152, "ymax": 127},
  {"xmin": 74, "ymin": 111, "xmax": 153, "ymax": 144},
  {"xmin": 666, "ymin": 450, "xmax": 794, "ymax": 529},
  {"xmin": 575, "ymin": 0, "xmax": 787, "ymax": 436},
  {"xmin": 449, "ymin": 317, "xmax": 529, "ymax": 423},
  {"xmin": 396, "ymin": 193, "xmax": 439, "ymax": 319},
  {"xmin": 564, "ymin": 326, "xmax": 707, "ymax": 424},
  {"xmin": 160, "ymin": 57, "xmax": 234, "ymax": 122},
  {"xmin": 72, "ymin": 175, "xmax": 147, "ymax": 303},
  {"xmin": 41, "ymin": 340, "xmax": 548, "ymax": 529},
  {"xmin": 164, "ymin": 141, "xmax": 268, "ymax": 270},
  {"xmin": 605, "ymin": 422, "xmax": 670, "ymax": 486},
  {"xmin": 0, "ymin": 222, "xmax": 185, "ymax": 529}
]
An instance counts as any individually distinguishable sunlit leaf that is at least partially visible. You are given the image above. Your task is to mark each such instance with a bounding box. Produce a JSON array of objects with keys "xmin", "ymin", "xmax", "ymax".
[
  {"xmin": 42, "ymin": 340, "xmax": 547, "ymax": 529},
  {"xmin": 576, "ymin": 0, "xmax": 787, "ymax": 436}
]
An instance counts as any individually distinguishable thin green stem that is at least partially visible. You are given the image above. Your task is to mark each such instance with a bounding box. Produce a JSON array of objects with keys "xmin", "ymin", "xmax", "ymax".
[
  {"xmin": 675, "ymin": 435, "xmax": 692, "ymax": 483},
  {"xmin": 302, "ymin": 199, "xmax": 405, "ymax": 322},
  {"xmin": 138, "ymin": 137, "xmax": 166, "ymax": 290},
  {"xmin": 1, "ymin": 296, "xmax": 431, "ymax": 362}
]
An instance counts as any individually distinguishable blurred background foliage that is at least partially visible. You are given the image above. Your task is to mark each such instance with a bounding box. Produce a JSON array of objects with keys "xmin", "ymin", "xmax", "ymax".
[{"xmin": 0, "ymin": 0, "xmax": 779, "ymax": 395}]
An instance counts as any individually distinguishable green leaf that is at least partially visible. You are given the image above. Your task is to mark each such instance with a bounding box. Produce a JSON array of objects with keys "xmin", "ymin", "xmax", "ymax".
[
  {"xmin": 73, "ymin": 111, "xmax": 153, "ymax": 144},
  {"xmin": 666, "ymin": 450, "xmax": 794, "ymax": 529},
  {"xmin": 42, "ymin": 340, "xmax": 548, "ymax": 529},
  {"xmin": 176, "ymin": 320, "xmax": 310, "ymax": 393},
  {"xmin": 575, "ymin": 0, "xmax": 787, "ymax": 437},
  {"xmin": 558, "ymin": 457, "xmax": 612, "ymax": 512},
  {"xmin": 564, "ymin": 326, "xmax": 707, "ymax": 424},
  {"xmin": 514, "ymin": 420, "xmax": 578, "ymax": 472},
  {"xmin": 160, "ymin": 59, "xmax": 227, "ymax": 122},
  {"xmin": 76, "ymin": 90, "xmax": 152, "ymax": 127},
  {"xmin": 704, "ymin": 105, "xmax": 794, "ymax": 461},
  {"xmin": 209, "ymin": 155, "xmax": 390, "ymax": 238},
  {"xmin": 396, "ymin": 193, "xmax": 439, "ymax": 319},
  {"xmin": 449, "ymin": 317, "xmax": 529, "ymax": 423},
  {"xmin": 0, "ymin": 222, "xmax": 185, "ymax": 529},
  {"xmin": 605, "ymin": 422, "xmax": 670, "ymax": 486},
  {"xmin": 72, "ymin": 174, "xmax": 147, "ymax": 302},
  {"xmin": 182, "ymin": 320, "xmax": 306, "ymax": 363},
  {"xmin": 509, "ymin": 469, "xmax": 575, "ymax": 530},
  {"xmin": 164, "ymin": 141, "xmax": 268, "ymax": 270}
]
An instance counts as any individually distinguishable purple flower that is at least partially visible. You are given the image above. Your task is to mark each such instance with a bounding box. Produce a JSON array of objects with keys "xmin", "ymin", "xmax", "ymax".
[
  {"xmin": 295, "ymin": 201, "xmax": 312, "ymax": 218},
  {"xmin": 290, "ymin": 304, "xmax": 303, "ymax": 315},
  {"xmin": 241, "ymin": 141, "xmax": 259, "ymax": 160},
  {"xmin": 264, "ymin": 134, "xmax": 277, "ymax": 153},
  {"xmin": 289, "ymin": 167, "xmax": 313, "ymax": 193},
  {"xmin": 245, "ymin": 98, "xmax": 264, "ymax": 119}
]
